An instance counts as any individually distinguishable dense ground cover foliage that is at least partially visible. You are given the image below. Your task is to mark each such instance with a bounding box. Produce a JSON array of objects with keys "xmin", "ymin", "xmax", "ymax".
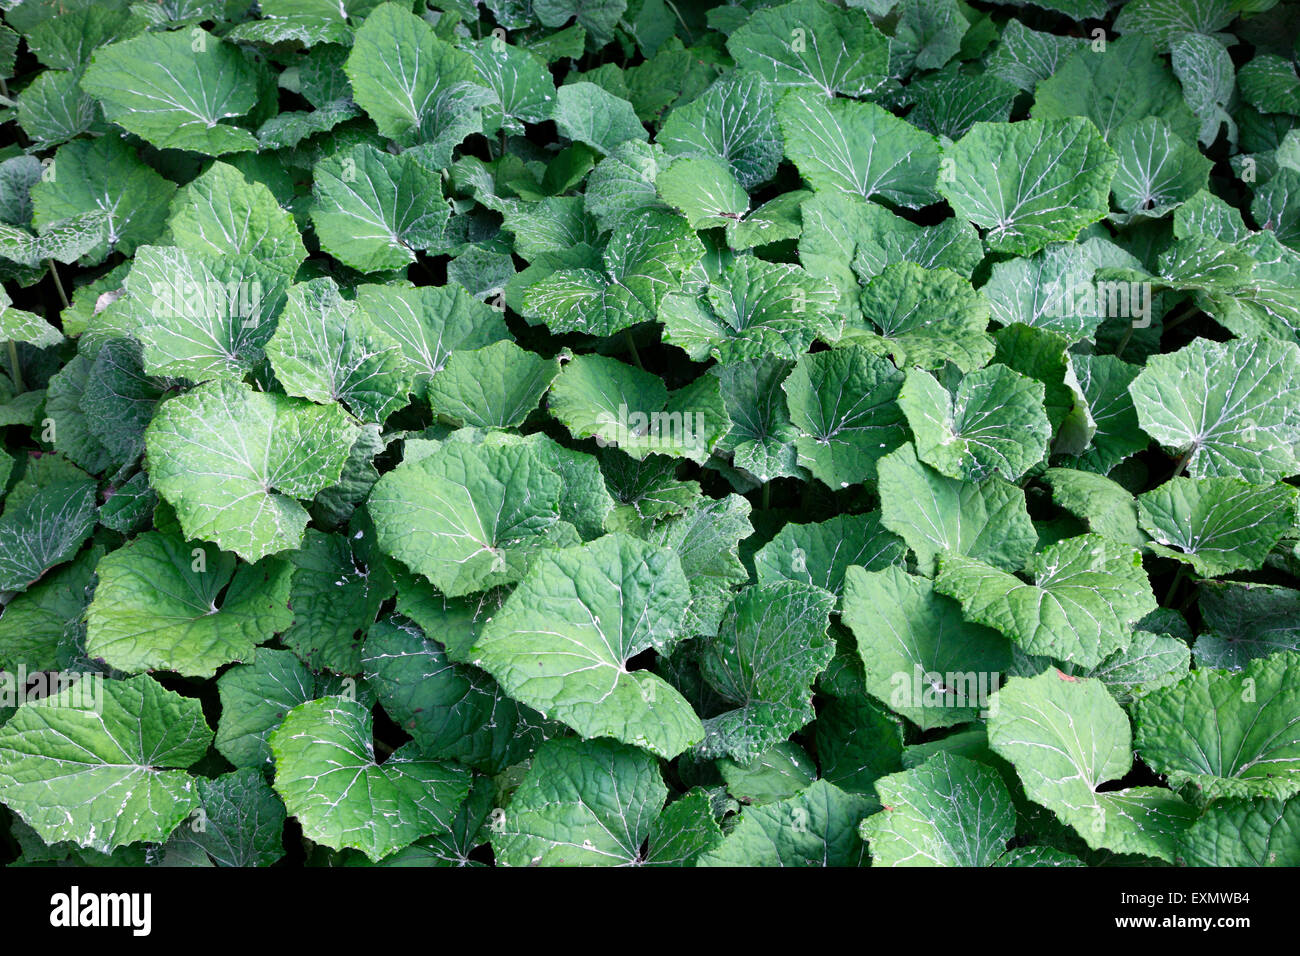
[{"xmin": 0, "ymin": 0, "xmax": 1298, "ymax": 868}]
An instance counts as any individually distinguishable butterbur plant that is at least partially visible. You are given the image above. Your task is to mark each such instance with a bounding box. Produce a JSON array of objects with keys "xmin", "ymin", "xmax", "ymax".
[{"xmin": 0, "ymin": 0, "xmax": 1297, "ymax": 872}]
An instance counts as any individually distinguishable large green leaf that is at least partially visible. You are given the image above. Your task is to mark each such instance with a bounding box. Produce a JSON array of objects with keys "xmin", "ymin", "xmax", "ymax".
[
  {"xmin": 797, "ymin": 191, "xmax": 981, "ymax": 329},
  {"xmin": 125, "ymin": 244, "xmax": 287, "ymax": 383},
  {"xmin": 755, "ymin": 512, "xmax": 905, "ymax": 599},
  {"xmin": 214, "ymin": 648, "xmax": 326, "ymax": 769},
  {"xmin": 778, "ymin": 90, "xmax": 940, "ymax": 209},
  {"xmin": 144, "ymin": 380, "xmax": 359, "ymax": 562},
  {"xmin": 521, "ymin": 209, "xmax": 703, "ymax": 336},
  {"xmin": 0, "ymin": 544, "xmax": 101, "ymax": 672},
  {"xmin": 85, "ymin": 532, "xmax": 293, "ymax": 678},
  {"xmin": 1177, "ymin": 796, "xmax": 1300, "ymax": 866},
  {"xmin": 988, "ymin": 669, "xmax": 1196, "ymax": 861},
  {"xmin": 1138, "ymin": 477, "xmax": 1298, "ymax": 576},
  {"xmin": 936, "ymin": 533, "xmax": 1157, "ymax": 668},
  {"xmin": 1195, "ymin": 582, "xmax": 1300, "ymax": 671},
  {"xmin": 1128, "ymin": 336, "xmax": 1300, "ymax": 482},
  {"xmin": 843, "ymin": 263, "xmax": 993, "ymax": 372},
  {"xmin": 635, "ymin": 493, "xmax": 753, "ymax": 638},
  {"xmin": 490, "ymin": 737, "xmax": 720, "ymax": 866},
  {"xmin": 168, "ymin": 161, "xmax": 305, "ymax": 276},
  {"xmin": 0, "ymin": 478, "xmax": 97, "ymax": 592},
  {"xmin": 781, "ymin": 345, "xmax": 907, "ymax": 489},
  {"xmin": 1032, "ymin": 34, "xmax": 1198, "ymax": 143},
  {"xmin": 1110, "ymin": 117, "xmax": 1213, "ymax": 220},
  {"xmin": 899, "ymin": 364, "xmax": 1050, "ymax": 482},
  {"xmin": 546, "ymin": 353, "xmax": 729, "ymax": 464},
  {"xmin": 985, "ymin": 20, "xmax": 1085, "ymax": 93},
  {"xmin": 660, "ymin": 256, "xmax": 839, "ymax": 363},
  {"xmin": 353, "ymin": 282, "xmax": 509, "ymax": 398},
  {"xmin": 345, "ymin": 2, "xmax": 486, "ymax": 145},
  {"xmin": 983, "ymin": 238, "xmax": 1147, "ymax": 342},
  {"xmin": 697, "ymin": 779, "xmax": 871, "ymax": 866},
  {"xmin": 726, "ymin": 0, "xmax": 889, "ymax": 97},
  {"xmin": 471, "ymin": 534, "xmax": 702, "ymax": 759},
  {"xmin": 552, "ymin": 82, "xmax": 646, "ymax": 156},
  {"xmin": 878, "ymin": 443, "xmax": 1036, "ymax": 575},
  {"xmin": 938, "ymin": 118, "xmax": 1118, "ymax": 255},
  {"xmin": 162, "ymin": 768, "xmax": 287, "ymax": 867},
  {"xmin": 843, "ymin": 565, "xmax": 1010, "ymax": 730},
  {"xmin": 270, "ymin": 695, "xmax": 470, "ymax": 862},
  {"xmin": 1133, "ymin": 652, "xmax": 1300, "ymax": 801},
  {"xmin": 1112, "ymin": 0, "xmax": 1235, "ymax": 53},
  {"xmin": 265, "ymin": 277, "xmax": 413, "ymax": 423},
  {"xmin": 281, "ymin": 527, "xmax": 394, "ymax": 675},
  {"xmin": 311, "ymin": 144, "xmax": 450, "ymax": 273},
  {"xmin": 658, "ymin": 71, "xmax": 781, "ymax": 190},
  {"xmin": 81, "ymin": 29, "xmax": 260, "ymax": 155},
  {"xmin": 860, "ymin": 753, "xmax": 1016, "ymax": 866},
  {"xmin": 1170, "ymin": 34, "xmax": 1234, "ymax": 146},
  {"xmin": 31, "ymin": 136, "xmax": 175, "ymax": 260},
  {"xmin": 695, "ymin": 581, "xmax": 836, "ymax": 761},
  {"xmin": 466, "ymin": 36, "xmax": 555, "ymax": 134},
  {"xmin": 0, "ymin": 675, "xmax": 212, "ymax": 853},
  {"xmin": 710, "ymin": 356, "xmax": 802, "ymax": 482},
  {"xmin": 425, "ymin": 340, "xmax": 559, "ymax": 429},
  {"xmin": 368, "ymin": 439, "xmax": 567, "ymax": 598},
  {"xmin": 362, "ymin": 615, "xmax": 550, "ymax": 773}
]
